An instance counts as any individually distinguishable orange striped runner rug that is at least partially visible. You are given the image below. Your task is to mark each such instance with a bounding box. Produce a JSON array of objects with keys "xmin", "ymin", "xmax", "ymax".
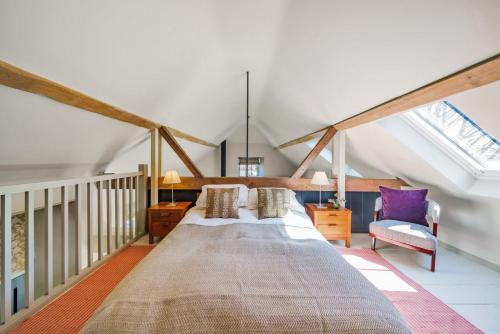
[{"xmin": 12, "ymin": 245, "xmax": 154, "ymax": 334}]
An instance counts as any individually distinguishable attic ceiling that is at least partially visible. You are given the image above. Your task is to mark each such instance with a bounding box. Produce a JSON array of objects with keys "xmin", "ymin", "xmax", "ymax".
[{"xmin": 1, "ymin": 0, "xmax": 500, "ymax": 182}]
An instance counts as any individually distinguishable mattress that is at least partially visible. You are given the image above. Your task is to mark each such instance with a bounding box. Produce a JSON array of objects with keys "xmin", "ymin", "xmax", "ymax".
[{"xmin": 81, "ymin": 207, "xmax": 411, "ymax": 333}]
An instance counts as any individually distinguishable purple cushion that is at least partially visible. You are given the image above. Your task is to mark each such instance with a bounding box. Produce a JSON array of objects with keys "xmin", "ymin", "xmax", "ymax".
[{"xmin": 379, "ymin": 186, "xmax": 428, "ymax": 226}]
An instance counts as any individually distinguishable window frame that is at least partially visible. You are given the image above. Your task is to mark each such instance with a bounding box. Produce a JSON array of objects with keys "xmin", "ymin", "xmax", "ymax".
[{"xmin": 403, "ymin": 102, "xmax": 500, "ymax": 179}]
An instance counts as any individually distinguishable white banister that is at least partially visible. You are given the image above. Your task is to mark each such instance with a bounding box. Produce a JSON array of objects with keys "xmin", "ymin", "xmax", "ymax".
[
  {"xmin": 1, "ymin": 194, "xmax": 12, "ymax": 324},
  {"xmin": 24, "ymin": 191, "xmax": 35, "ymax": 307},
  {"xmin": 61, "ymin": 186, "xmax": 69, "ymax": 284},
  {"xmin": 106, "ymin": 180, "xmax": 112, "ymax": 255},
  {"xmin": 44, "ymin": 188, "xmax": 53, "ymax": 295},
  {"xmin": 0, "ymin": 169, "xmax": 146, "ymax": 328},
  {"xmin": 75, "ymin": 184, "xmax": 82, "ymax": 275},
  {"xmin": 87, "ymin": 183, "xmax": 95, "ymax": 267}
]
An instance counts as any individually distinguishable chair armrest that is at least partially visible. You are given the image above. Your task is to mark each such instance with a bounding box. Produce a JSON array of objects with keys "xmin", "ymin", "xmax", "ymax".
[
  {"xmin": 426, "ymin": 199, "xmax": 441, "ymax": 224},
  {"xmin": 373, "ymin": 197, "xmax": 382, "ymax": 221}
]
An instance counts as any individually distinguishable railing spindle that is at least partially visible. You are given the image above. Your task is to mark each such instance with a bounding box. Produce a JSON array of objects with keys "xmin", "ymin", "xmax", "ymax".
[
  {"xmin": 87, "ymin": 183, "xmax": 95, "ymax": 267},
  {"xmin": 44, "ymin": 188, "xmax": 53, "ymax": 295},
  {"xmin": 122, "ymin": 178, "xmax": 127, "ymax": 244},
  {"xmin": 24, "ymin": 191, "xmax": 35, "ymax": 308},
  {"xmin": 115, "ymin": 179, "xmax": 121, "ymax": 249},
  {"xmin": 1, "ymin": 194, "xmax": 12, "ymax": 324},
  {"xmin": 97, "ymin": 181, "xmax": 104, "ymax": 260},
  {"xmin": 61, "ymin": 186, "xmax": 69, "ymax": 284},
  {"xmin": 75, "ymin": 184, "xmax": 82, "ymax": 275},
  {"xmin": 135, "ymin": 175, "xmax": 140, "ymax": 237},
  {"xmin": 129, "ymin": 177, "xmax": 134, "ymax": 241},
  {"xmin": 106, "ymin": 180, "xmax": 112, "ymax": 256}
]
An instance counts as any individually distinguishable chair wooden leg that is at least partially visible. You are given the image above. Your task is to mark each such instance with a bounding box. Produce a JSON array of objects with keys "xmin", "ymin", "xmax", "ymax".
[
  {"xmin": 431, "ymin": 252, "xmax": 436, "ymax": 272},
  {"xmin": 371, "ymin": 237, "xmax": 376, "ymax": 250}
]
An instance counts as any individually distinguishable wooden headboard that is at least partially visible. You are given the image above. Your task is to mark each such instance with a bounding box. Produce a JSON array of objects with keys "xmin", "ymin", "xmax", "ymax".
[{"xmin": 148, "ymin": 177, "xmax": 407, "ymax": 192}]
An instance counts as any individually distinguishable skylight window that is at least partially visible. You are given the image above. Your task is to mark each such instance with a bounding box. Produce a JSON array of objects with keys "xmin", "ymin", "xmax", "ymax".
[{"xmin": 406, "ymin": 101, "xmax": 500, "ymax": 173}]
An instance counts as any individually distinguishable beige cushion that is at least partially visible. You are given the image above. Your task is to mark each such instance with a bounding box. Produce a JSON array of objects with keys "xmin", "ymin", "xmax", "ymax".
[
  {"xmin": 370, "ymin": 220, "xmax": 437, "ymax": 251},
  {"xmin": 257, "ymin": 188, "xmax": 290, "ymax": 219},
  {"xmin": 205, "ymin": 188, "xmax": 239, "ymax": 218}
]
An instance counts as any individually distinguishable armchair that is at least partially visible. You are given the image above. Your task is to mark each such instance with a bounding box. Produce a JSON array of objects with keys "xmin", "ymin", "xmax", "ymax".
[{"xmin": 370, "ymin": 197, "xmax": 441, "ymax": 272}]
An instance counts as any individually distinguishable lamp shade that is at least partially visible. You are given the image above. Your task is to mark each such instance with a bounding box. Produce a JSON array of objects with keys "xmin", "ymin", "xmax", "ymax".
[
  {"xmin": 311, "ymin": 171, "xmax": 329, "ymax": 186},
  {"xmin": 163, "ymin": 170, "xmax": 181, "ymax": 184}
]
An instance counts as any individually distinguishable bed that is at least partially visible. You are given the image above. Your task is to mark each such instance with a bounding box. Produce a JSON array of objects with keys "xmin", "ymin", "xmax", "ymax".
[{"xmin": 82, "ymin": 206, "xmax": 411, "ymax": 333}]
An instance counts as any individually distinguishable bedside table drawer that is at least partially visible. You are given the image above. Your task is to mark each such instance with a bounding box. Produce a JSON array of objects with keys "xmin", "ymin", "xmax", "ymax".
[
  {"xmin": 314, "ymin": 212, "xmax": 349, "ymax": 226},
  {"xmin": 150, "ymin": 211, "xmax": 182, "ymax": 222},
  {"xmin": 317, "ymin": 223, "xmax": 347, "ymax": 236},
  {"xmin": 150, "ymin": 221, "xmax": 177, "ymax": 235}
]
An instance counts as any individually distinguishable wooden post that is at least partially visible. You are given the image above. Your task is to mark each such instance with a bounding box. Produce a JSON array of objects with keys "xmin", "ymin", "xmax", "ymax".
[
  {"xmin": 137, "ymin": 164, "xmax": 148, "ymax": 236},
  {"xmin": 1, "ymin": 194, "xmax": 12, "ymax": 324},
  {"xmin": 61, "ymin": 185, "xmax": 69, "ymax": 284},
  {"xmin": 151, "ymin": 128, "xmax": 159, "ymax": 206},
  {"xmin": 24, "ymin": 191, "xmax": 35, "ymax": 307},
  {"xmin": 333, "ymin": 131, "xmax": 346, "ymax": 200},
  {"xmin": 44, "ymin": 188, "xmax": 53, "ymax": 295},
  {"xmin": 158, "ymin": 135, "xmax": 163, "ymax": 178}
]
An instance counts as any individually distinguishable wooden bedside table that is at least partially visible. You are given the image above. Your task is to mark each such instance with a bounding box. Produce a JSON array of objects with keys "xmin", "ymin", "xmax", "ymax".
[
  {"xmin": 305, "ymin": 203, "xmax": 352, "ymax": 248},
  {"xmin": 148, "ymin": 201, "xmax": 192, "ymax": 244}
]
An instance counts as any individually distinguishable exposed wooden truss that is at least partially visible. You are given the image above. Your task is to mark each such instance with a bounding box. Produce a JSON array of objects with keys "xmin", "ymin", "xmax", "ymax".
[
  {"xmin": 150, "ymin": 176, "xmax": 407, "ymax": 192},
  {"xmin": 334, "ymin": 54, "xmax": 500, "ymax": 130},
  {"xmin": 291, "ymin": 126, "xmax": 337, "ymax": 178},
  {"xmin": 165, "ymin": 127, "xmax": 218, "ymax": 148},
  {"xmin": 279, "ymin": 54, "xmax": 500, "ymax": 143},
  {"xmin": 276, "ymin": 126, "xmax": 331, "ymax": 149},
  {"xmin": 0, "ymin": 59, "xmax": 160, "ymax": 129},
  {"xmin": 158, "ymin": 126, "xmax": 204, "ymax": 178},
  {"xmin": 0, "ymin": 59, "xmax": 218, "ymax": 147}
]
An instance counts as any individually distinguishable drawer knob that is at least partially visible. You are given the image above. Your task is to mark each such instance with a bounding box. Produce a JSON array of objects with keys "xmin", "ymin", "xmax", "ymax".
[
  {"xmin": 328, "ymin": 224, "xmax": 337, "ymax": 227},
  {"xmin": 160, "ymin": 213, "xmax": 171, "ymax": 217},
  {"xmin": 329, "ymin": 213, "xmax": 338, "ymax": 216}
]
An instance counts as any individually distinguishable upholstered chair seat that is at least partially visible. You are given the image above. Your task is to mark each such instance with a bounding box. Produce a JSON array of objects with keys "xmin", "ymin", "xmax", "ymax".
[{"xmin": 369, "ymin": 220, "xmax": 437, "ymax": 251}]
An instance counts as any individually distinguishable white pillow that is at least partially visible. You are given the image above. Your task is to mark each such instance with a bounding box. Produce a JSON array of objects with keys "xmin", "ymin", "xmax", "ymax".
[
  {"xmin": 196, "ymin": 184, "xmax": 249, "ymax": 208},
  {"xmin": 247, "ymin": 188, "xmax": 305, "ymax": 213}
]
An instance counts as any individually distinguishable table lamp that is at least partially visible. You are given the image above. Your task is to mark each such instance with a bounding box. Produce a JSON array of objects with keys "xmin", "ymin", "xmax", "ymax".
[
  {"xmin": 311, "ymin": 171, "xmax": 329, "ymax": 208},
  {"xmin": 163, "ymin": 170, "xmax": 181, "ymax": 206}
]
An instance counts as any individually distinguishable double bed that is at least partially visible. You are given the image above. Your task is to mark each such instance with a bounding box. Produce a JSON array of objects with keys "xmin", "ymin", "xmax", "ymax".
[{"xmin": 82, "ymin": 206, "xmax": 411, "ymax": 333}]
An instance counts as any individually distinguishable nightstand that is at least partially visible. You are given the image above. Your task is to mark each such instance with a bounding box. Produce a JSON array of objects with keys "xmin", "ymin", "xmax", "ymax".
[
  {"xmin": 148, "ymin": 201, "xmax": 192, "ymax": 244},
  {"xmin": 305, "ymin": 203, "xmax": 352, "ymax": 248}
]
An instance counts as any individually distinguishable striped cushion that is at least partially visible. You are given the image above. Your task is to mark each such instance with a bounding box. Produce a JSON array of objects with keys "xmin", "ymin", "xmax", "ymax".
[
  {"xmin": 370, "ymin": 220, "xmax": 437, "ymax": 251},
  {"xmin": 205, "ymin": 188, "xmax": 239, "ymax": 218},
  {"xmin": 257, "ymin": 188, "xmax": 290, "ymax": 219}
]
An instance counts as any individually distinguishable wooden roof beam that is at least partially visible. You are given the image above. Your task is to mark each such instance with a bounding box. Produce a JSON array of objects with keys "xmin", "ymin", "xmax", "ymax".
[
  {"xmin": 0, "ymin": 59, "xmax": 219, "ymax": 148},
  {"xmin": 158, "ymin": 126, "xmax": 204, "ymax": 178},
  {"xmin": 334, "ymin": 53, "xmax": 500, "ymax": 130},
  {"xmin": 0, "ymin": 59, "xmax": 160, "ymax": 129},
  {"xmin": 276, "ymin": 126, "xmax": 331, "ymax": 149},
  {"xmin": 291, "ymin": 126, "xmax": 337, "ymax": 178}
]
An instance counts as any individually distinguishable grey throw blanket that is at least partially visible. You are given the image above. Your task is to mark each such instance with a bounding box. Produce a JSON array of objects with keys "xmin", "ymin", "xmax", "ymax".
[{"xmin": 82, "ymin": 223, "xmax": 411, "ymax": 333}]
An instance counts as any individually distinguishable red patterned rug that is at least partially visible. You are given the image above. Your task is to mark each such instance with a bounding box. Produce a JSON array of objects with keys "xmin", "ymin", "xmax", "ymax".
[
  {"xmin": 11, "ymin": 245, "xmax": 154, "ymax": 334},
  {"xmin": 338, "ymin": 248, "xmax": 483, "ymax": 334}
]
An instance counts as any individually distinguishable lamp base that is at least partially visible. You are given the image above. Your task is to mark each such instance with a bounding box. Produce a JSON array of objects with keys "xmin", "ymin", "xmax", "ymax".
[
  {"xmin": 168, "ymin": 201, "xmax": 176, "ymax": 207},
  {"xmin": 316, "ymin": 204, "xmax": 326, "ymax": 208}
]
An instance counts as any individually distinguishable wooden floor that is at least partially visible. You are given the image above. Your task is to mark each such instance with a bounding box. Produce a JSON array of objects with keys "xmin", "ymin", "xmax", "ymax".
[
  {"xmin": 331, "ymin": 234, "xmax": 500, "ymax": 334},
  {"xmin": 138, "ymin": 233, "xmax": 500, "ymax": 333}
]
